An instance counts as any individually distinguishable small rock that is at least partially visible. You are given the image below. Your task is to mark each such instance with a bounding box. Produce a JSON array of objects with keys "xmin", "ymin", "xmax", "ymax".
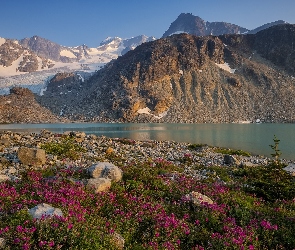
[
  {"xmin": 283, "ymin": 164, "xmax": 295, "ymax": 176},
  {"xmin": 29, "ymin": 203, "xmax": 63, "ymax": 219},
  {"xmin": 106, "ymin": 147, "xmax": 114, "ymax": 154},
  {"xmin": 6, "ymin": 167, "xmax": 16, "ymax": 175},
  {"xmin": 240, "ymin": 161, "xmax": 256, "ymax": 167},
  {"xmin": 13, "ymin": 134, "xmax": 22, "ymax": 141},
  {"xmin": 18, "ymin": 147, "xmax": 46, "ymax": 166},
  {"xmin": 87, "ymin": 162, "xmax": 122, "ymax": 182},
  {"xmin": 87, "ymin": 178, "xmax": 111, "ymax": 193},
  {"xmin": 40, "ymin": 129, "xmax": 53, "ymax": 138},
  {"xmin": 185, "ymin": 191, "xmax": 214, "ymax": 206},
  {"xmin": 76, "ymin": 132, "xmax": 86, "ymax": 138},
  {"xmin": 0, "ymin": 139, "xmax": 10, "ymax": 147},
  {"xmin": 0, "ymin": 157, "xmax": 10, "ymax": 168}
]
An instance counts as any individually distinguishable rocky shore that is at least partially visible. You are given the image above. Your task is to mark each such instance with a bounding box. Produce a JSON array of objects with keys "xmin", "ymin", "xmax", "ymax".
[{"xmin": 0, "ymin": 130, "xmax": 293, "ymax": 183}]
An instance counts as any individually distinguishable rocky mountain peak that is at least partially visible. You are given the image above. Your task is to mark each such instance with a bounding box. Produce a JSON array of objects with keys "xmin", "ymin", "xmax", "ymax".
[
  {"xmin": 162, "ymin": 13, "xmax": 249, "ymax": 37},
  {"xmin": 19, "ymin": 36, "xmax": 63, "ymax": 62},
  {"xmin": 247, "ymin": 20, "xmax": 288, "ymax": 34}
]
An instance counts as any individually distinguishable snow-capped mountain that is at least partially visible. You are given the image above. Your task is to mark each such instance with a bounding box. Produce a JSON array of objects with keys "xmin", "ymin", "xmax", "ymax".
[
  {"xmin": 0, "ymin": 35, "xmax": 156, "ymax": 77},
  {"xmin": 0, "ymin": 37, "xmax": 55, "ymax": 77},
  {"xmin": 0, "ymin": 35, "xmax": 155, "ymax": 95}
]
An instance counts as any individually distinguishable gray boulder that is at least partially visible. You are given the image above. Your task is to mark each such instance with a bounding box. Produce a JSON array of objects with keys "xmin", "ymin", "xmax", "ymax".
[
  {"xmin": 87, "ymin": 162, "xmax": 122, "ymax": 182},
  {"xmin": 223, "ymin": 154, "xmax": 240, "ymax": 166},
  {"xmin": 29, "ymin": 203, "xmax": 63, "ymax": 219},
  {"xmin": 18, "ymin": 147, "xmax": 46, "ymax": 166}
]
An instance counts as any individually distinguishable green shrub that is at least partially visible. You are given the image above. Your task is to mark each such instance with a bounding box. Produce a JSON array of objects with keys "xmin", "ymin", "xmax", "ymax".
[
  {"xmin": 41, "ymin": 137, "xmax": 86, "ymax": 160},
  {"xmin": 215, "ymin": 148, "xmax": 251, "ymax": 157},
  {"xmin": 235, "ymin": 163, "xmax": 295, "ymax": 201},
  {"xmin": 188, "ymin": 144, "xmax": 207, "ymax": 150}
]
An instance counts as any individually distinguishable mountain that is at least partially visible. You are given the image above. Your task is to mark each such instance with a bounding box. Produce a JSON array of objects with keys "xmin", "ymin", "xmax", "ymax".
[
  {"xmin": 0, "ymin": 37, "xmax": 55, "ymax": 77},
  {"xmin": 20, "ymin": 35, "xmax": 156, "ymax": 64},
  {"xmin": 246, "ymin": 20, "xmax": 288, "ymax": 34},
  {"xmin": 37, "ymin": 24, "xmax": 295, "ymax": 124},
  {"xmin": 0, "ymin": 35, "xmax": 155, "ymax": 95},
  {"xmin": 162, "ymin": 13, "xmax": 249, "ymax": 37}
]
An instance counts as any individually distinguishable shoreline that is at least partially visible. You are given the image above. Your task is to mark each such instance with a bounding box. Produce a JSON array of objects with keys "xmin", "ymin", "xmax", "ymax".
[{"xmin": 0, "ymin": 130, "xmax": 293, "ymax": 181}]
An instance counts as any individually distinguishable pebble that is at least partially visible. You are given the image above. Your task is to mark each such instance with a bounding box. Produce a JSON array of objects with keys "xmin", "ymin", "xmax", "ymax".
[{"xmin": 0, "ymin": 131, "xmax": 293, "ymax": 180}]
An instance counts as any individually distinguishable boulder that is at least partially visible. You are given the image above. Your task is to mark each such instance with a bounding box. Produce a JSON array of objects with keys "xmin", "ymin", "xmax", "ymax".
[
  {"xmin": 29, "ymin": 203, "xmax": 63, "ymax": 219},
  {"xmin": 87, "ymin": 162, "xmax": 122, "ymax": 182},
  {"xmin": 240, "ymin": 161, "xmax": 256, "ymax": 167},
  {"xmin": 75, "ymin": 132, "xmax": 86, "ymax": 142},
  {"xmin": 185, "ymin": 191, "xmax": 214, "ymax": 206},
  {"xmin": 17, "ymin": 147, "xmax": 46, "ymax": 166},
  {"xmin": 283, "ymin": 164, "xmax": 295, "ymax": 176},
  {"xmin": 86, "ymin": 178, "xmax": 111, "ymax": 193},
  {"xmin": 12, "ymin": 134, "xmax": 22, "ymax": 141},
  {"xmin": 0, "ymin": 175, "xmax": 10, "ymax": 183},
  {"xmin": 40, "ymin": 129, "xmax": 53, "ymax": 138},
  {"xmin": 111, "ymin": 232, "xmax": 125, "ymax": 250},
  {"xmin": 223, "ymin": 154, "xmax": 240, "ymax": 166}
]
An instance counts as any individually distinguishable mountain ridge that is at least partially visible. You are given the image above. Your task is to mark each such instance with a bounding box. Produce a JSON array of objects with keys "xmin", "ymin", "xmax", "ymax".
[
  {"xmin": 162, "ymin": 13, "xmax": 249, "ymax": 37},
  {"xmin": 36, "ymin": 24, "xmax": 295, "ymax": 124}
]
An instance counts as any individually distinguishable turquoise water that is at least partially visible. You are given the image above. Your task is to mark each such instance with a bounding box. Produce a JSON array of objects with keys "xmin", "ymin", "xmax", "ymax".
[{"xmin": 0, "ymin": 123, "xmax": 294, "ymax": 160}]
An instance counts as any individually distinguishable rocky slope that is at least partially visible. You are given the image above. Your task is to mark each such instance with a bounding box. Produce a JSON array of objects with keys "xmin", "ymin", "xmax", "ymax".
[
  {"xmin": 162, "ymin": 13, "xmax": 249, "ymax": 37},
  {"xmin": 36, "ymin": 24, "xmax": 295, "ymax": 124},
  {"xmin": 0, "ymin": 87, "xmax": 67, "ymax": 123}
]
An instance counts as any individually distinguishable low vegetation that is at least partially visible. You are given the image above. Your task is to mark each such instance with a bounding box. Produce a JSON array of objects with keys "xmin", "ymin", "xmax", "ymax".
[
  {"xmin": 0, "ymin": 136, "xmax": 294, "ymax": 249},
  {"xmin": 214, "ymin": 148, "xmax": 251, "ymax": 157},
  {"xmin": 40, "ymin": 136, "xmax": 86, "ymax": 160}
]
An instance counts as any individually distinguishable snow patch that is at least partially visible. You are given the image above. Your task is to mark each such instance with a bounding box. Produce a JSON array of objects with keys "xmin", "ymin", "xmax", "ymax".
[
  {"xmin": 137, "ymin": 107, "xmax": 167, "ymax": 119},
  {"xmin": 137, "ymin": 107, "xmax": 151, "ymax": 115},
  {"xmin": 169, "ymin": 31, "xmax": 187, "ymax": 36},
  {"xmin": 77, "ymin": 74, "xmax": 84, "ymax": 82},
  {"xmin": 215, "ymin": 62, "xmax": 236, "ymax": 73},
  {"xmin": 60, "ymin": 49, "xmax": 77, "ymax": 59},
  {"xmin": 40, "ymin": 87, "xmax": 47, "ymax": 96}
]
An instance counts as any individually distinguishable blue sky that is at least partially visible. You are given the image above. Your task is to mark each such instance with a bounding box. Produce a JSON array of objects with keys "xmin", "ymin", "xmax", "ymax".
[{"xmin": 1, "ymin": 0, "xmax": 294, "ymax": 47}]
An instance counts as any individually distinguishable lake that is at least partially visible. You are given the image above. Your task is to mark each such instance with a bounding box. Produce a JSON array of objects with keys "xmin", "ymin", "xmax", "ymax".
[{"xmin": 0, "ymin": 123, "xmax": 294, "ymax": 160}]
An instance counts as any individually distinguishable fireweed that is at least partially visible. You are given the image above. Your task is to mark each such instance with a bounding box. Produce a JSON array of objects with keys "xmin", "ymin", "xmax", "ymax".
[{"xmin": 0, "ymin": 160, "xmax": 294, "ymax": 249}]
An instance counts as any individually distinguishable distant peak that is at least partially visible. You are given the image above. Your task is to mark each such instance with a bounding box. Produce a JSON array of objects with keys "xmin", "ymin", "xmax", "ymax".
[{"xmin": 163, "ymin": 13, "xmax": 248, "ymax": 38}]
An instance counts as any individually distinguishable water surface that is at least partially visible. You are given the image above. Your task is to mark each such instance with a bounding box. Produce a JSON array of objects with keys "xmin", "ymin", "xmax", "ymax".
[{"xmin": 0, "ymin": 123, "xmax": 294, "ymax": 160}]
